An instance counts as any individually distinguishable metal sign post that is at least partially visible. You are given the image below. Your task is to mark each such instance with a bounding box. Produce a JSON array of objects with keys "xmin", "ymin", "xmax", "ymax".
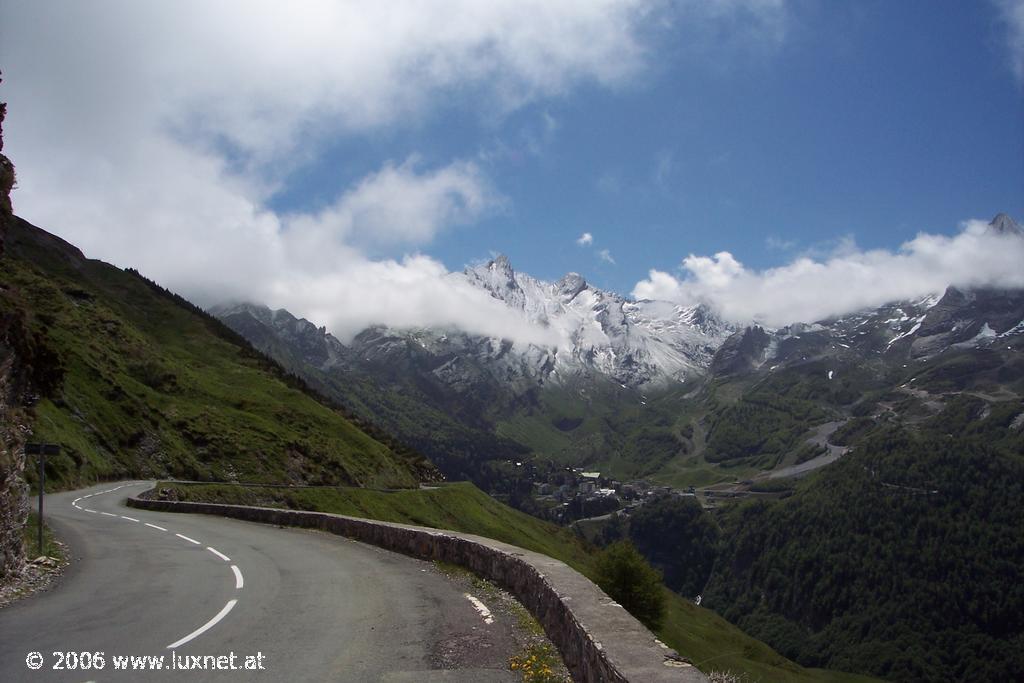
[{"xmin": 24, "ymin": 443, "xmax": 60, "ymax": 556}]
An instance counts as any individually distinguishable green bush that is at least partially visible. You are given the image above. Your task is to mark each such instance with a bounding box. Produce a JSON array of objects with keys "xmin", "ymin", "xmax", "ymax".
[{"xmin": 594, "ymin": 540, "xmax": 667, "ymax": 630}]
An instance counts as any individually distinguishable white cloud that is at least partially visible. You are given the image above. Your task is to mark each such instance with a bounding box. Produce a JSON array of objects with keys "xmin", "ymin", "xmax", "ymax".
[
  {"xmin": 996, "ymin": 0, "xmax": 1024, "ymax": 82},
  {"xmin": 287, "ymin": 158, "xmax": 498, "ymax": 252},
  {"xmin": 270, "ymin": 256, "xmax": 562, "ymax": 346},
  {"xmin": 598, "ymin": 248, "xmax": 617, "ymax": 265},
  {"xmin": 576, "ymin": 232, "xmax": 595, "ymax": 246},
  {"xmin": 633, "ymin": 219, "xmax": 1024, "ymax": 326},
  {"xmin": 1, "ymin": 1, "xmax": 655, "ymax": 167},
  {"xmin": 0, "ymin": 0, "xmax": 664, "ymax": 344},
  {"xmin": 0, "ymin": 0, "xmax": 790, "ymax": 345}
]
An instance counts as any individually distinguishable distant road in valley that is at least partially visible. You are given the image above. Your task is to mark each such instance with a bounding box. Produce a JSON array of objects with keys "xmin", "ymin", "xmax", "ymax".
[{"xmin": 0, "ymin": 482, "xmax": 518, "ymax": 682}]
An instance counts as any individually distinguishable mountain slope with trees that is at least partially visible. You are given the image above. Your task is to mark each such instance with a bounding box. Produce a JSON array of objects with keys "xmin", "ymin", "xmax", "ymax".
[{"xmin": 705, "ymin": 396, "xmax": 1024, "ymax": 681}]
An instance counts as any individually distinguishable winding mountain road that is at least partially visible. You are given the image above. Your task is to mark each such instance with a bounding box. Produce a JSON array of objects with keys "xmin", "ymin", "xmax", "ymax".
[{"xmin": 0, "ymin": 482, "xmax": 518, "ymax": 682}]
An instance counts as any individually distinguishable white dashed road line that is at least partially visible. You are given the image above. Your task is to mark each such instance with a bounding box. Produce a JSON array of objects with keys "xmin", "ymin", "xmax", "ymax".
[
  {"xmin": 165, "ymin": 599, "xmax": 238, "ymax": 650},
  {"xmin": 464, "ymin": 594, "xmax": 494, "ymax": 625},
  {"xmin": 70, "ymin": 483, "xmax": 245, "ymax": 650},
  {"xmin": 208, "ymin": 547, "xmax": 231, "ymax": 562}
]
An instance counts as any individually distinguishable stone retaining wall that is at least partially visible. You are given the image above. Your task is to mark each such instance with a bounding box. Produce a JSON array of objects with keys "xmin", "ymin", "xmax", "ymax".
[{"xmin": 127, "ymin": 493, "xmax": 707, "ymax": 683}]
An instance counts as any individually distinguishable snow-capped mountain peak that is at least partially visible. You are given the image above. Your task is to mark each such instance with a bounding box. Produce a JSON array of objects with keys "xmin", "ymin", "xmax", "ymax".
[
  {"xmin": 988, "ymin": 212, "xmax": 1023, "ymax": 237},
  {"xmin": 555, "ymin": 272, "xmax": 588, "ymax": 300},
  {"xmin": 463, "ymin": 254, "xmax": 523, "ymax": 305},
  {"xmin": 214, "ymin": 215, "xmax": 1022, "ymax": 393},
  {"xmin": 454, "ymin": 255, "xmax": 734, "ymax": 386}
]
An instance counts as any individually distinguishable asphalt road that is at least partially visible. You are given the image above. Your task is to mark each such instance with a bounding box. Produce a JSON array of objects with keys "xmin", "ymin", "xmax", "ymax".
[{"xmin": 0, "ymin": 482, "xmax": 519, "ymax": 682}]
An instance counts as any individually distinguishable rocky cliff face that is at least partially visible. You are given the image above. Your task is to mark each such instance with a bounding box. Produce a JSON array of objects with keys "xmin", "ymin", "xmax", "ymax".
[
  {"xmin": 0, "ymin": 332, "xmax": 29, "ymax": 582},
  {"xmin": 710, "ymin": 326, "xmax": 771, "ymax": 376},
  {"xmin": 0, "ymin": 81, "xmax": 31, "ymax": 583},
  {"xmin": 0, "ymin": 82, "xmax": 12, "ymax": 251}
]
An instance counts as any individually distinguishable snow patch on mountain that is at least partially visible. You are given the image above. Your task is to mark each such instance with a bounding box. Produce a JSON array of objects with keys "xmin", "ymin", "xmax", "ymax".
[
  {"xmin": 455, "ymin": 256, "xmax": 734, "ymax": 385},
  {"xmin": 213, "ymin": 213, "xmax": 1022, "ymax": 390}
]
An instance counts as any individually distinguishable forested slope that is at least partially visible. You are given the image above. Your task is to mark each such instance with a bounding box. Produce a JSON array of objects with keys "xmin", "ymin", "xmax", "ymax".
[{"xmin": 706, "ymin": 396, "xmax": 1024, "ymax": 681}]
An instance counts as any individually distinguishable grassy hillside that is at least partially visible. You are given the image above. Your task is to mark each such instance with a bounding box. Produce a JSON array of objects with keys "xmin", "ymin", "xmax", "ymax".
[
  {"xmin": 216, "ymin": 306, "xmax": 534, "ymax": 488},
  {"xmin": 269, "ymin": 350, "xmax": 530, "ymax": 485},
  {"xmin": 157, "ymin": 480, "xmax": 595, "ymax": 571},
  {"xmin": 1, "ymin": 218, "xmax": 434, "ymax": 490},
  {"xmin": 494, "ymin": 381, "xmax": 700, "ymax": 481},
  {"xmin": 159, "ymin": 480, "xmax": 877, "ymax": 682}
]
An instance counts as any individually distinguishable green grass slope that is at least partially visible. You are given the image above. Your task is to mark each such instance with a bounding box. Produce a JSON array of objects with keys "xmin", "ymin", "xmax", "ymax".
[
  {"xmin": 159, "ymin": 480, "xmax": 877, "ymax": 682},
  {"xmin": 158, "ymin": 480, "xmax": 595, "ymax": 570},
  {"xmin": 1, "ymin": 218, "xmax": 434, "ymax": 489},
  {"xmin": 494, "ymin": 380, "xmax": 700, "ymax": 481},
  {"xmin": 216, "ymin": 308, "xmax": 531, "ymax": 485}
]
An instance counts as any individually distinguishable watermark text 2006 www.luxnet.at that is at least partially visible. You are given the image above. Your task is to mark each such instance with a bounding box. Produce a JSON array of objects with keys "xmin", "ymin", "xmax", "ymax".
[{"xmin": 24, "ymin": 650, "xmax": 267, "ymax": 672}]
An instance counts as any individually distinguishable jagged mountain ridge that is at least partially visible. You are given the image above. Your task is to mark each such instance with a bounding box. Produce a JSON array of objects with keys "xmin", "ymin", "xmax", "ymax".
[
  {"xmin": 216, "ymin": 212, "xmax": 1023, "ymax": 392},
  {"xmin": 215, "ymin": 257, "xmax": 737, "ymax": 395},
  {"xmin": 714, "ymin": 284, "xmax": 1024, "ymax": 378},
  {"xmin": 458, "ymin": 255, "xmax": 733, "ymax": 386},
  {"xmin": 212, "ymin": 213, "xmax": 1023, "ymax": 487}
]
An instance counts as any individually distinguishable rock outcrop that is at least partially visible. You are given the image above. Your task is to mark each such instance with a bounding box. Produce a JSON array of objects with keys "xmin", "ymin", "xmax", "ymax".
[
  {"xmin": 0, "ymin": 74, "xmax": 31, "ymax": 584},
  {"xmin": 710, "ymin": 325, "xmax": 770, "ymax": 376},
  {"xmin": 0, "ymin": 74, "xmax": 13, "ymax": 251}
]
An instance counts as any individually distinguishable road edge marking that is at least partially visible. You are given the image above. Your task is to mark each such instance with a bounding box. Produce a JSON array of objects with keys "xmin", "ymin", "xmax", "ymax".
[
  {"xmin": 207, "ymin": 547, "xmax": 230, "ymax": 562},
  {"xmin": 165, "ymin": 599, "xmax": 238, "ymax": 650},
  {"xmin": 464, "ymin": 593, "xmax": 495, "ymax": 625}
]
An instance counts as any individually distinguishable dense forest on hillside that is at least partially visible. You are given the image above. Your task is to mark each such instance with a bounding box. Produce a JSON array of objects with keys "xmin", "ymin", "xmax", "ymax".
[
  {"xmin": 706, "ymin": 395, "xmax": 1024, "ymax": 681},
  {"xmin": 704, "ymin": 390, "xmax": 830, "ymax": 466},
  {"xmin": 595, "ymin": 494, "xmax": 720, "ymax": 599},
  {"xmin": 702, "ymin": 358, "xmax": 895, "ymax": 468}
]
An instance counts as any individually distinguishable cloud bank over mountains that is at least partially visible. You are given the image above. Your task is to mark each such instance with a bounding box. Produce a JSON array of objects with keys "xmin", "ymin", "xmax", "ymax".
[
  {"xmin": 2, "ymin": 0, "xmax": 670, "ymax": 343},
  {"xmin": 633, "ymin": 219, "xmax": 1024, "ymax": 327},
  {"xmin": 1, "ymin": 1, "xmax": 1020, "ymax": 344}
]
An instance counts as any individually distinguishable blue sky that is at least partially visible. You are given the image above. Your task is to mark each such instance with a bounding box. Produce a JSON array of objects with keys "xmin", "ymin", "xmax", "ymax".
[
  {"xmin": 2, "ymin": 0, "xmax": 1023, "ymax": 339},
  {"xmin": 265, "ymin": 0, "xmax": 1024, "ymax": 294}
]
